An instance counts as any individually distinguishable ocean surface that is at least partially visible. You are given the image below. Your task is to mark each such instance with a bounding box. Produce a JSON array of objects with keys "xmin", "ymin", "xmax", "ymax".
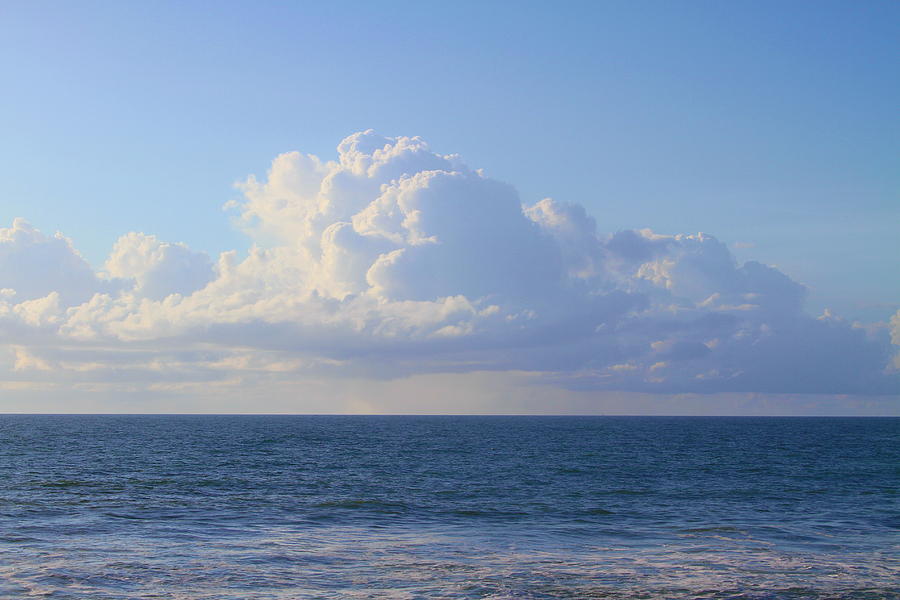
[{"xmin": 0, "ymin": 416, "xmax": 897, "ymax": 599}]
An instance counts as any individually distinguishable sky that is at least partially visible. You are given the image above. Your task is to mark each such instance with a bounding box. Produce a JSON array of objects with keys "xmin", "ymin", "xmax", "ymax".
[{"xmin": 0, "ymin": 0, "xmax": 897, "ymax": 414}]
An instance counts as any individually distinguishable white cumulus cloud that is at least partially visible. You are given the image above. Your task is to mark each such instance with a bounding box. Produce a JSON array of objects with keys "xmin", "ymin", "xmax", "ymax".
[
  {"xmin": 0, "ymin": 218, "xmax": 117, "ymax": 306},
  {"xmin": 105, "ymin": 232, "xmax": 215, "ymax": 300},
  {"xmin": 1, "ymin": 131, "xmax": 897, "ymax": 400}
]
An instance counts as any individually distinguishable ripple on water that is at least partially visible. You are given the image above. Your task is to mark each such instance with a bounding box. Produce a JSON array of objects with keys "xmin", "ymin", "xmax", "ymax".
[{"xmin": 0, "ymin": 415, "xmax": 895, "ymax": 598}]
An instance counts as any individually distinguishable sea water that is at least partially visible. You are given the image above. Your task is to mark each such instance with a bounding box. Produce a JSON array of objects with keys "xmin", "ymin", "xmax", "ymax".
[{"xmin": 0, "ymin": 415, "xmax": 896, "ymax": 599}]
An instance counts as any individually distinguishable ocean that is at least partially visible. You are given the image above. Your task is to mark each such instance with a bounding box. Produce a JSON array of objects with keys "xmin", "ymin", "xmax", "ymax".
[{"xmin": 0, "ymin": 415, "xmax": 896, "ymax": 599}]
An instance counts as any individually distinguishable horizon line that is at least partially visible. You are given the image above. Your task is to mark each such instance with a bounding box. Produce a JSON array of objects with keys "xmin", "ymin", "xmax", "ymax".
[{"xmin": 1, "ymin": 413, "xmax": 897, "ymax": 418}]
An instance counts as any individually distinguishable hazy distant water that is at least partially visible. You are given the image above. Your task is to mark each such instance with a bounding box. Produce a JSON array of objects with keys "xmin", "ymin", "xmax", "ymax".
[{"xmin": 0, "ymin": 416, "xmax": 897, "ymax": 599}]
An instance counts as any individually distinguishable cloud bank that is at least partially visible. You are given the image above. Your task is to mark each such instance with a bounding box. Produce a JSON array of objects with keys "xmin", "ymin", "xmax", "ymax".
[{"xmin": 2, "ymin": 131, "xmax": 898, "ymax": 403}]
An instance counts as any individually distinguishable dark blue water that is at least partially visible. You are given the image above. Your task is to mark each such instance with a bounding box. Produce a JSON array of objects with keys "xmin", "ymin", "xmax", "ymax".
[{"xmin": 0, "ymin": 416, "xmax": 896, "ymax": 599}]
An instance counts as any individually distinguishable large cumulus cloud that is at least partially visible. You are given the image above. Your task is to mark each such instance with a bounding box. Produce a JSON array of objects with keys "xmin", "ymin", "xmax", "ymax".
[{"xmin": 1, "ymin": 131, "xmax": 898, "ymax": 397}]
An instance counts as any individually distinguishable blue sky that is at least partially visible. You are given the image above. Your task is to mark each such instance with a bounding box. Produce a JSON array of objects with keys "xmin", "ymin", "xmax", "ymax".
[
  {"xmin": 3, "ymin": 0, "xmax": 897, "ymax": 317},
  {"xmin": 0, "ymin": 1, "xmax": 897, "ymax": 413}
]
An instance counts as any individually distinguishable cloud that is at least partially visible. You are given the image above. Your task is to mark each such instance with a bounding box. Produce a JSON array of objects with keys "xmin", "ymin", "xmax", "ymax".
[
  {"xmin": 0, "ymin": 218, "xmax": 118, "ymax": 306},
  {"xmin": 105, "ymin": 233, "xmax": 215, "ymax": 301},
  {"xmin": 1, "ymin": 131, "xmax": 898, "ymax": 400}
]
